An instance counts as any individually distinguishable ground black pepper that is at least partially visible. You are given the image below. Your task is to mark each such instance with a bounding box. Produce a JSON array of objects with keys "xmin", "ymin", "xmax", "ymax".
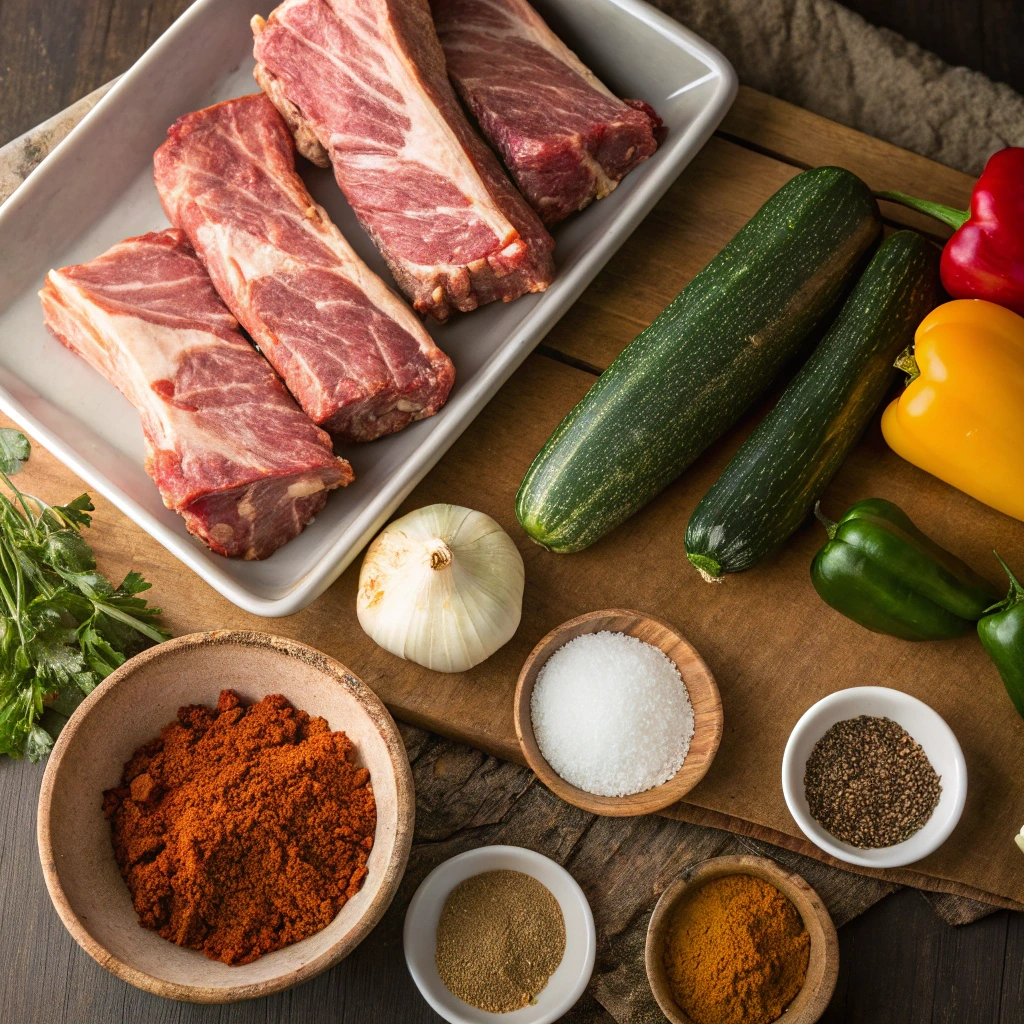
[
  {"xmin": 435, "ymin": 869, "xmax": 566, "ymax": 1012},
  {"xmin": 804, "ymin": 715, "xmax": 941, "ymax": 848}
]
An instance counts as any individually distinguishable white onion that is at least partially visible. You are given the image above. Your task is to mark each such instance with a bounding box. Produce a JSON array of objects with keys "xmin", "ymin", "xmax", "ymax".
[{"xmin": 357, "ymin": 504, "xmax": 524, "ymax": 673}]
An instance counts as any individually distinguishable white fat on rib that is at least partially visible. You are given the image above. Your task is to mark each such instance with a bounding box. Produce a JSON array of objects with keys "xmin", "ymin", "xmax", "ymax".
[
  {"xmin": 286, "ymin": 476, "xmax": 327, "ymax": 498},
  {"xmin": 45, "ymin": 272, "xmax": 277, "ymax": 475}
]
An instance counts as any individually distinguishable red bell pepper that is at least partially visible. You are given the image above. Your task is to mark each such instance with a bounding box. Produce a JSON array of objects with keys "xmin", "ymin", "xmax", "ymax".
[{"xmin": 877, "ymin": 147, "xmax": 1024, "ymax": 317}]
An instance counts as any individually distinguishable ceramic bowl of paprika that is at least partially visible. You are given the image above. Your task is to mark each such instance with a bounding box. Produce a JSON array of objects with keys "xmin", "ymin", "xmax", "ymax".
[
  {"xmin": 645, "ymin": 854, "xmax": 839, "ymax": 1024},
  {"xmin": 36, "ymin": 631, "xmax": 415, "ymax": 1003}
]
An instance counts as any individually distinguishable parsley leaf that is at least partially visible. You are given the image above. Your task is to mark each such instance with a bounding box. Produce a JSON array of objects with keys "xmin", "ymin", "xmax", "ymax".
[
  {"xmin": 0, "ymin": 429, "xmax": 31, "ymax": 476},
  {"xmin": 0, "ymin": 432, "xmax": 170, "ymax": 759}
]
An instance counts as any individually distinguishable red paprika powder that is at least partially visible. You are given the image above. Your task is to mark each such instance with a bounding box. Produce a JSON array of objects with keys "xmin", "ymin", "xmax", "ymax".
[{"xmin": 103, "ymin": 690, "xmax": 376, "ymax": 965}]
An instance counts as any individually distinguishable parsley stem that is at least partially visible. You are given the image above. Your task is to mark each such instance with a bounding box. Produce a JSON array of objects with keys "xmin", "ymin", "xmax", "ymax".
[
  {"xmin": 0, "ymin": 544, "xmax": 25, "ymax": 646},
  {"xmin": 0, "ymin": 469, "xmax": 39, "ymax": 544},
  {"xmin": 92, "ymin": 602, "xmax": 169, "ymax": 645}
]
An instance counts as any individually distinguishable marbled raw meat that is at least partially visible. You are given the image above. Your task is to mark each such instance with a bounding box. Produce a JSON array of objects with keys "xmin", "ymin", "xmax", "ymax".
[
  {"xmin": 154, "ymin": 94, "xmax": 454, "ymax": 441},
  {"xmin": 430, "ymin": 0, "xmax": 662, "ymax": 225},
  {"xmin": 39, "ymin": 229, "xmax": 352, "ymax": 560},
  {"xmin": 252, "ymin": 0, "xmax": 555, "ymax": 322}
]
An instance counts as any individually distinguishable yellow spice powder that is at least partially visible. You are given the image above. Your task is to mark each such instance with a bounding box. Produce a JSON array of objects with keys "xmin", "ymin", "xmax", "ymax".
[{"xmin": 662, "ymin": 873, "xmax": 810, "ymax": 1024}]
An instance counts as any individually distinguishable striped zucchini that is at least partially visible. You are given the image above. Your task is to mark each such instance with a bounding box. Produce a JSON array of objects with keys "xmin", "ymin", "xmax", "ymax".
[
  {"xmin": 516, "ymin": 166, "xmax": 881, "ymax": 553},
  {"xmin": 685, "ymin": 230, "xmax": 940, "ymax": 579}
]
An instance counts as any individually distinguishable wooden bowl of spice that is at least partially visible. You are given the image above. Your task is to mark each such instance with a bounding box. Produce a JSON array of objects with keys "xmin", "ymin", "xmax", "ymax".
[
  {"xmin": 37, "ymin": 631, "xmax": 415, "ymax": 1003},
  {"xmin": 645, "ymin": 854, "xmax": 839, "ymax": 1024},
  {"xmin": 514, "ymin": 609, "xmax": 723, "ymax": 816}
]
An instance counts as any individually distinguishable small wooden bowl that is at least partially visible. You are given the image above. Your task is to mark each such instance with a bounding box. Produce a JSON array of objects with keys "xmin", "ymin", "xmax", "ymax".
[
  {"xmin": 37, "ymin": 631, "xmax": 415, "ymax": 1003},
  {"xmin": 645, "ymin": 854, "xmax": 839, "ymax": 1024},
  {"xmin": 514, "ymin": 609, "xmax": 723, "ymax": 816}
]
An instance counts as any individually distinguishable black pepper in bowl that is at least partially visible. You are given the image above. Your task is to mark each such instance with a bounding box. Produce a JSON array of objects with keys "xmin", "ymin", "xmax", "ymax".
[{"xmin": 803, "ymin": 715, "xmax": 941, "ymax": 848}]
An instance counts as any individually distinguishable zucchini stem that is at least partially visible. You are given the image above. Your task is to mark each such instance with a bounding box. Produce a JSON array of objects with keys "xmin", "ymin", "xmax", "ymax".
[{"xmin": 687, "ymin": 551, "xmax": 723, "ymax": 583}]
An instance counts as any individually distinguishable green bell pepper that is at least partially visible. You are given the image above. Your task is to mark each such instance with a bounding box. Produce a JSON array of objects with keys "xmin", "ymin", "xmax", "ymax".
[
  {"xmin": 978, "ymin": 553, "xmax": 1024, "ymax": 717},
  {"xmin": 810, "ymin": 498, "xmax": 999, "ymax": 641}
]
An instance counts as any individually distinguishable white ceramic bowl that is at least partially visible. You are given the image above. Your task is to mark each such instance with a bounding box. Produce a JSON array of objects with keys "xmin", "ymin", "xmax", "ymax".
[
  {"xmin": 0, "ymin": 0, "xmax": 735, "ymax": 616},
  {"xmin": 403, "ymin": 846, "xmax": 596, "ymax": 1024},
  {"xmin": 782, "ymin": 686, "xmax": 967, "ymax": 868}
]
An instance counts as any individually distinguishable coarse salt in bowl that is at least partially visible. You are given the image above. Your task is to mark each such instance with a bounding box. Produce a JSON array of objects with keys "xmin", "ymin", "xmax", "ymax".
[
  {"xmin": 514, "ymin": 610, "xmax": 723, "ymax": 818},
  {"xmin": 531, "ymin": 631, "xmax": 694, "ymax": 797}
]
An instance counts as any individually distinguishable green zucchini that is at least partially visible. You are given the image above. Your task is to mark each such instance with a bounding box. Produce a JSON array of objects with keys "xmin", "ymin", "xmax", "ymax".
[
  {"xmin": 685, "ymin": 230, "xmax": 940, "ymax": 579},
  {"xmin": 516, "ymin": 166, "xmax": 881, "ymax": 553}
]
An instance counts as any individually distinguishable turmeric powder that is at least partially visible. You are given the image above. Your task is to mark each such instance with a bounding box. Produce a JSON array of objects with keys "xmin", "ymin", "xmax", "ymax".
[{"xmin": 662, "ymin": 873, "xmax": 810, "ymax": 1024}]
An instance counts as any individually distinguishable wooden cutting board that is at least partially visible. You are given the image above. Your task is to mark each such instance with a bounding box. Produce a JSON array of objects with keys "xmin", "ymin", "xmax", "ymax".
[{"xmin": 10, "ymin": 87, "xmax": 1024, "ymax": 908}]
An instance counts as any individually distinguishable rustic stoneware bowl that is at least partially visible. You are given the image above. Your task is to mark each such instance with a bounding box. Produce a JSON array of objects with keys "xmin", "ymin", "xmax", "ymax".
[
  {"xmin": 37, "ymin": 630, "xmax": 415, "ymax": 1003},
  {"xmin": 513, "ymin": 609, "xmax": 723, "ymax": 816},
  {"xmin": 645, "ymin": 854, "xmax": 839, "ymax": 1024}
]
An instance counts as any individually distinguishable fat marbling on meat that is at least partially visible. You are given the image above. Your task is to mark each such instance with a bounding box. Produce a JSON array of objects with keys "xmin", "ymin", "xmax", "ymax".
[
  {"xmin": 430, "ymin": 0, "xmax": 663, "ymax": 225},
  {"xmin": 40, "ymin": 229, "xmax": 352, "ymax": 560},
  {"xmin": 252, "ymin": 0, "xmax": 555, "ymax": 322},
  {"xmin": 154, "ymin": 94, "xmax": 455, "ymax": 443}
]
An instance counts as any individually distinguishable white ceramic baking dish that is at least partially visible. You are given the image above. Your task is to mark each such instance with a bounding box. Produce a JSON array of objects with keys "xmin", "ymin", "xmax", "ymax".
[{"xmin": 0, "ymin": 0, "xmax": 736, "ymax": 615}]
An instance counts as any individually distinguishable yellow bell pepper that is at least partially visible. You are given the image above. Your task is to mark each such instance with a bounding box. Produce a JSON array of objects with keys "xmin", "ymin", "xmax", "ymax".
[{"xmin": 881, "ymin": 299, "xmax": 1024, "ymax": 521}]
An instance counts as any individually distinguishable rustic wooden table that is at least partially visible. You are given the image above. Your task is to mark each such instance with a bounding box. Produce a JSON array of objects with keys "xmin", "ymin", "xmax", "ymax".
[
  {"xmin": 1, "ymin": 2, "xmax": 1023, "ymax": 1022},
  {"xmin": 3, "ymin": 719, "xmax": 1023, "ymax": 1023}
]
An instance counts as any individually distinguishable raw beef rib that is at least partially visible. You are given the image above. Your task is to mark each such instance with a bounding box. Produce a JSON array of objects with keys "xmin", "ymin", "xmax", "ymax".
[
  {"xmin": 39, "ymin": 229, "xmax": 352, "ymax": 560},
  {"xmin": 154, "ymin": 94, "xmax": 454, "ymax": 442},
  {"xmin": 430, "ymin": 0, "xmax": 662, "ymax": 224},
  {"xmin": 252, "ymin": 0, "xmax": 555, "ymax": 322}
]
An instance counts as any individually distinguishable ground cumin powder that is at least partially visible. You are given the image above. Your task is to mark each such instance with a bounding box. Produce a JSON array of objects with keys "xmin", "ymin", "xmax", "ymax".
[
  {"xmin": 103, "ymin": 690, "xmax": 376, "ymax": 965},
  {"xmin": 435, "ymin": 869, "xmax": 566, "ymax": 1012},
  {"xmin": 662, "ymin": 873, "xmax": 810, "ymax": 1024}
]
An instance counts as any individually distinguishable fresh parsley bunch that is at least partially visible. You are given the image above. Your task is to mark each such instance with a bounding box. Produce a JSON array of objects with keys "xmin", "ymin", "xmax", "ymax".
[{"xmin": 0, "ymin": 429, "xmax": 169, "ymax": 760}]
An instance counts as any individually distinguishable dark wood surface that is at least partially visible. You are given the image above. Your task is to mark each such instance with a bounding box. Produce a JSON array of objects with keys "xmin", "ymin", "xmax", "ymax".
[
  {"xmin": 1, "ymin": 1, "xmax": 1023, "ymax": 1022},
  {"xmin": 4, "ymin": 724, "xmax": 1024, "ymax": 1024}
]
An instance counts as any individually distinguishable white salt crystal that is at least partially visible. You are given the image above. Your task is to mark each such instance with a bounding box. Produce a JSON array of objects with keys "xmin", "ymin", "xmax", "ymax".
[{"xmin": 530, "ymin": 630, "xmax": 695, "ymax": 797}]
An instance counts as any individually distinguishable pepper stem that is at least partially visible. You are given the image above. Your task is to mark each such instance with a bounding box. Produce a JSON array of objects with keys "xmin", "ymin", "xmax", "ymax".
[
  {"xmin": 687, "ymin": 552, "xmax": 723, "ymax": 583},
  {"xmin": 874, "ymin": 191, "xmax": 970, "ymax": 231},
  {"xmin": 994, "ymin": 551, "xmax": 1024, "ymax": 605},
  {"xmin": 894, "ymin": 344, "xmax": 921, "ymax": 383},
  {"xmin": 813, "ymin": 501, "xmax": 838, "ymax": 541}
]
